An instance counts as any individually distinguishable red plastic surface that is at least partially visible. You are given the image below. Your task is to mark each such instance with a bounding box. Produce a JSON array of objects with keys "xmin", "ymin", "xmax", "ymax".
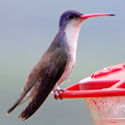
[{"xmin": 57, "ymin": 63, "xmax": 125, "ymax": 99}]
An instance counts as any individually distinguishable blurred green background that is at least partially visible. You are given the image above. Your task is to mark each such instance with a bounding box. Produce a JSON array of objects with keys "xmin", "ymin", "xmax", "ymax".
[{"xmin": 0, "ymin": 0, "xmax": 125, "ymax": 125}]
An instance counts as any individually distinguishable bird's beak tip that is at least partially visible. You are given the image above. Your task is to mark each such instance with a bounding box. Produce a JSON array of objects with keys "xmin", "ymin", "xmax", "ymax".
[{"xmin": 109, "ymin": 14, "xmax": 116, "ymax": 16}]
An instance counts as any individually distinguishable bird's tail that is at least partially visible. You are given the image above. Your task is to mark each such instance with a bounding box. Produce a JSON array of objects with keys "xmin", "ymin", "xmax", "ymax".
[
  {"xmin": 18, "ymin": 78, "xmax": 56, "ymax": 121},
  {"xmin": 6, "ymin": 85, "xmax": 33, "ymax": 114}
]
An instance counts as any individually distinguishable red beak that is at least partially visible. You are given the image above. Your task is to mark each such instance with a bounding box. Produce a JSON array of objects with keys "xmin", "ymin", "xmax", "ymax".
[{"xmin": 80, "ymin": 13, "xmax": 115, "ymax": 19}]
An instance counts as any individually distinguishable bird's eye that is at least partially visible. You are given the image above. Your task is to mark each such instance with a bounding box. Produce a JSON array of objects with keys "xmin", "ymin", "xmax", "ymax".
[{"xmin": 68, "ymin": 15, "xmax": 75, "ymax": 19}]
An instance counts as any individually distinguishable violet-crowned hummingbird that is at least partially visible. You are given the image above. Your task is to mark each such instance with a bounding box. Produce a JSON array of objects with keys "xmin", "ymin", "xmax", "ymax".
[{"xmin": 7, "ymin": 10, "xmax": 115, "ymax": 120}]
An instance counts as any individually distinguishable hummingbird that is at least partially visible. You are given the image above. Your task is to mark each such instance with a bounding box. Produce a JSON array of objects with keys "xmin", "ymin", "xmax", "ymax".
[{"xmin": 7, "ymin": 10, "xmax": 115, "ymax": 120}]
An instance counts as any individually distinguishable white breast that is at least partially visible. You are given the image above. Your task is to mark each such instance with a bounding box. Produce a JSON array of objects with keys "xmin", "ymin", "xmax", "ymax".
[{"xmin": 55, "ymin": 20, "xmax": 82, "ymax": 87}]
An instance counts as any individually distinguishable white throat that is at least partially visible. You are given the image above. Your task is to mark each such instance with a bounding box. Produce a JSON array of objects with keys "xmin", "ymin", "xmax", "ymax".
[{"xmin": 64, "ymin": 20, "xmax": 82, "ymax": 61}]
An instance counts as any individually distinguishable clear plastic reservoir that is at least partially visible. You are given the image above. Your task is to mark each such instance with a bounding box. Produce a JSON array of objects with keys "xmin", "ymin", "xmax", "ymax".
[{"xmin": 86, "ymin": 97, "xmax": 125, "ymax": 125}]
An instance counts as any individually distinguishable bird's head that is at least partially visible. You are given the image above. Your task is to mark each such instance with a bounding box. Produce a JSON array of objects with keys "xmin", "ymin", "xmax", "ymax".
[{"xmin": 59, "ymin": 10, "xmax": 115, "ymax": 30}]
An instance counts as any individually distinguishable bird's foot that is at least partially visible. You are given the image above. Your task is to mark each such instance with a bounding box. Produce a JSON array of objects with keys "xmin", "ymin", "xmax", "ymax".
[{"xmin": 54, "ymin": 88, "xmax": 64, "ymax": 100}]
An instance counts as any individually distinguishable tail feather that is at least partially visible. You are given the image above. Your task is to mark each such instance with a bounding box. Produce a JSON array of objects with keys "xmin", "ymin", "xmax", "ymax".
[
  {"xmin": 19, "ymin": 65, "xmax": 65, "ymax": 120},
  {"xmin": 7, "ymin": 97, "xmax": 23, "ymax": 114},
  {"xmin": 19, "ymin": 78, "xmax": 55, "ymax": 120},
  {"xmin": 7, "ymin": 86, "xmax": 33, "ymax": 114}
]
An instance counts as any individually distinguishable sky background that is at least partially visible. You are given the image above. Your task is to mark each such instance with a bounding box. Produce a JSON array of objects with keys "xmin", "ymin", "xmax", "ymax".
[{"xmin": 0, "ymin": 0, "xmax": 125, "ymax": 125}]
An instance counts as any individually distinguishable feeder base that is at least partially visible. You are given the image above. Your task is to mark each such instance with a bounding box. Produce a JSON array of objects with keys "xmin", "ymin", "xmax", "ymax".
[{"xmin": 95, "ymin": 118, "xmax": 125, "ymax": 125}]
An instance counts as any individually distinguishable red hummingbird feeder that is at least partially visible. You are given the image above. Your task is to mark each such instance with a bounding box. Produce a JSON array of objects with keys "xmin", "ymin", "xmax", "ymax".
[{"xmin": 55, "ymin": 63, "xmax": 125, "ymax": 125}]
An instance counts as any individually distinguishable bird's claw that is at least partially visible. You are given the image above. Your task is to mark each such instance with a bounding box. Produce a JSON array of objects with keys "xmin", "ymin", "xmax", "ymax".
[{"xmin": 54, "ymin": 89, "xmax": 64, "ymax": 100}]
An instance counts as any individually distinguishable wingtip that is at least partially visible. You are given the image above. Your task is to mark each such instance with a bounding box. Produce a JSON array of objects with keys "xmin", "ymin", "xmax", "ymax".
[
  {"xmin": 18, "ymin": 115, "xmax": 27, "ymax": 121},
  {"xmin": 18, "ymin": 111, "xmax": 30, "ymax": 121},
  {"xmin": 6, "ymin": 108, "xmax": 27, "ymax": 121}
]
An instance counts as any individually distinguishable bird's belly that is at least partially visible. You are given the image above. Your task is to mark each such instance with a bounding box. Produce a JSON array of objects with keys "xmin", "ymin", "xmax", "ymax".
[{"xmin": 56, "ymin": 58, "xmax": 74, "ymax": 86}]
